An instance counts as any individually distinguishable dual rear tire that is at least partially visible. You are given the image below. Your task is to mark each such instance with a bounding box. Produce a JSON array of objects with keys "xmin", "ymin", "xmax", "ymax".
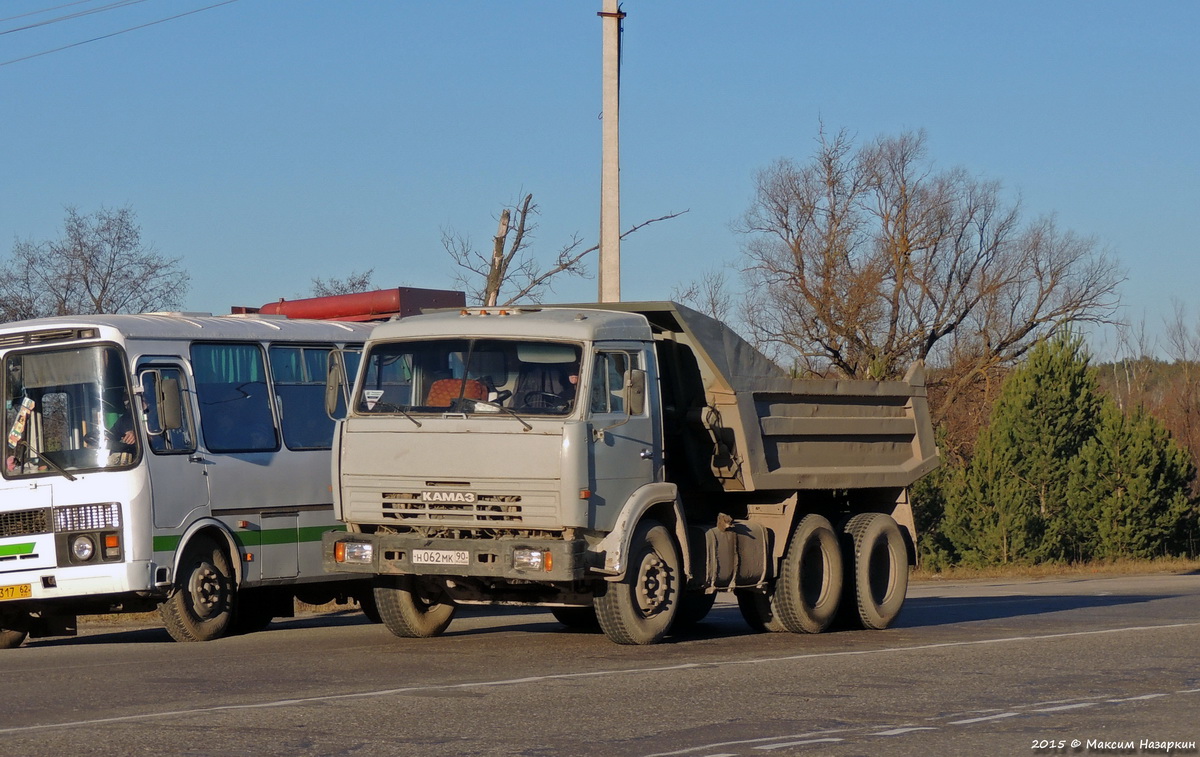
[{"xmin": 737, "ymin": 512, "xmax": 908, "ymax": 634}]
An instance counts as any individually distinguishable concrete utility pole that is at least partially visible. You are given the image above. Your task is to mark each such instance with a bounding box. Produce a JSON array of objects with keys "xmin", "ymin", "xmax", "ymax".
[{"xmin": 598, "ymin": 0, "xmax": 624, "ymax": 302}]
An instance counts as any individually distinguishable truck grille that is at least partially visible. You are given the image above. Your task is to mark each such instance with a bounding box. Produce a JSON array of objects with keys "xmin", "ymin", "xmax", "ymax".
[
  {"xmin": 0, "ymin": 508, "xmax": 51, "ymax": 538},
  {"xmin": 381, "ymin": 492, "xmax": 524, "ymax": 523}
]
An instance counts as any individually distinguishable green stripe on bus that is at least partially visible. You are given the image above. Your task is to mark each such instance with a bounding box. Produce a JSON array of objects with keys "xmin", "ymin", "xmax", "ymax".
[
  {"xmin": 153, "ymin": 534, "xmax": 182, "ymax": 552},
  {"xmin": 0, "ymin": 543, "xmax": 35, "ymax": 557},
  {"xmin": 154, "ymin": 524, "xmax": 346, "ymax": 553}
]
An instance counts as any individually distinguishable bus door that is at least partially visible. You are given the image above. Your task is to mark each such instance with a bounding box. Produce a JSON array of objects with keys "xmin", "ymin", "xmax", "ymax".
[{"xmin": 138, "ymin": 362, "xmax": 209, "ymax": 530}]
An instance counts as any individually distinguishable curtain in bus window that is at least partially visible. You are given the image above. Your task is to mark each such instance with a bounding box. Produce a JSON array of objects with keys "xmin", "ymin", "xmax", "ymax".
[
  {"xmin": 269, "ymin": 346, "xmax": 334, "ymax": 450},
  {"xmin": 190, "ymin": 343, "xmax": 278, "ymax": 452}
]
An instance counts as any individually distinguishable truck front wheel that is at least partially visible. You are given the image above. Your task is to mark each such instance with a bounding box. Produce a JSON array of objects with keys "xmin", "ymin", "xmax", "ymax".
[
  {"xmin": 772, "ymin": 513, "xmax": 844, "ymax": 633},
  {"xmin": 374, "ymin": 576, "xmax": 456, "ymax": 638},
  {"xmin": 841, "ymin": 512, "xmax": 909, "ymax": 629},
  {"xmin": 595, "ymin": 518, "xmax": 682, "ymax": 645}
]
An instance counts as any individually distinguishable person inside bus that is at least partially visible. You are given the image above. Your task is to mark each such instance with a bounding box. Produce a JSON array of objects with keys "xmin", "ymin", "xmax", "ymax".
[{"xmin": 100, "ymin": 388, "xmax": 137, "ymax": 455}]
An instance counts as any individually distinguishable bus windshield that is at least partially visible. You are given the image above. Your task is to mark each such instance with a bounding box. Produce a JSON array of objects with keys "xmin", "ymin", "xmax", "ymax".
[
  {"xmin": 4, "ymin": 345, "xmax": 140, "ymax": 477},
  {"xmin": 356, "ymin": 338, "xmax": 582, "ymax": 417}
]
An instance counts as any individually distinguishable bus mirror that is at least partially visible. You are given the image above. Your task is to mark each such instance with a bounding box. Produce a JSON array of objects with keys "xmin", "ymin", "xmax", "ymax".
[
  {"xmin": 325, "ymin": 353, "xmax": 347, "ymax": 419},
  {"xmin": 626, "ymin": 368, "xmax": 646, "ymax": 415},
  {"xmin": 157, "ymin": 377, "xmax": 183, "ymax": 431}
]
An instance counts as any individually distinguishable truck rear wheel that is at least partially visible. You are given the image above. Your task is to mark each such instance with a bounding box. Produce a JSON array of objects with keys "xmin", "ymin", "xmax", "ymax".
[
  {"xmin": 595, "ymin": 518, "xmax": 682, "ymax": 645},
  {"xmin": 160, "ymin": 535, "xmax": 236, "ymax": 642},
  {"xmin": 841, "ymin": 512, "xmax": 908, "ymax": 629},
  {"xmin": 772, "ymin": 514, "xmax": 843, "ymax": 633},
  {"xmin": 735, "ymin": 587, "xmax": 785, "ymax": 632},
  {"xmin": 374, "ymin": 576, "xmax": 456, "ymax": 638}
]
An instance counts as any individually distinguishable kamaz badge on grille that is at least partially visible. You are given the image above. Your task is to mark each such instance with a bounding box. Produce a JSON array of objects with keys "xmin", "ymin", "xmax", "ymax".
[{"xmin": 420, "ymin": 490, "xmax": 477, "ymax": 503}]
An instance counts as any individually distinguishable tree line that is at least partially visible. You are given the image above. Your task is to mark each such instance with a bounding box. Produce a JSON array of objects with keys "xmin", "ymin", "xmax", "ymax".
[
  {"xmin": 724, "ymin": 126, "xmax": 1195, "ymax": 568},
  {"xmin": 7, "ymin": 127, "xmax": 1196, "ymax": 567}
]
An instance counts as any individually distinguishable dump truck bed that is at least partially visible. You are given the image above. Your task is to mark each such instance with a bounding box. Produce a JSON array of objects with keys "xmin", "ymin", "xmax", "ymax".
[{"xmin": 554, "ymin": 302, "xmax": 940, "ymax": 492}]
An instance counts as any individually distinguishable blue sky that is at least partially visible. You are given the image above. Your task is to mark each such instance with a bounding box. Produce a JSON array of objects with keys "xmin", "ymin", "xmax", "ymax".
[{"xmin": 1, "ymin": 1, "xmax": 1197, "ymax": 355}]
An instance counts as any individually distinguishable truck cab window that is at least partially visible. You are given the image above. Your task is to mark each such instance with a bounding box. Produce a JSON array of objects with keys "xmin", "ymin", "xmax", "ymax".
[{"xmin": 589, "ymin": 351, "xmax": 635, "ymax": 415}]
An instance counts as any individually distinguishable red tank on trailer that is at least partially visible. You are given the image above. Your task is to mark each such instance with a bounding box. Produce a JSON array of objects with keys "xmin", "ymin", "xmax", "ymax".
[{"xmin": 235, "ymin": 287, "xmax": 465, "ymax": 322}]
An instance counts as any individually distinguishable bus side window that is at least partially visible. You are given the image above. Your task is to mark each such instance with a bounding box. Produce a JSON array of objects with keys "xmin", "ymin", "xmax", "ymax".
[
  {"xmin": 269, "ymin": 345, "xmax": 338, "ymax": 450},
  {"xmin": 190, "ymin": 343, "xmax": 279, "ymax": 453},
  {"xmin": 140, "ymin": 368, "xmax": 196, "ymax": 454}
]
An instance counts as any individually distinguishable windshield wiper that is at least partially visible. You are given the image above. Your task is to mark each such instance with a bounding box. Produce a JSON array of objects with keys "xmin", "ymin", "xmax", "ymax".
[
  {"xmin": 369, "ymin": 401, "xmax": 422, "ymax": 428},
  {"xmin": 13, "ymin": 439, "xmax": 77, "ymax": 481},
  {"xmin": 467, "ymin": 399, "xmax": 533, "ymax": 431}
]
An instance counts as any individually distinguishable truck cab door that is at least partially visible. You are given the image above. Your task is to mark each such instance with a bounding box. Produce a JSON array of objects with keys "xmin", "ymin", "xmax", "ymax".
[{"xmin": 587, "ymin": 348, "xmax": 658, "ymax": 525}]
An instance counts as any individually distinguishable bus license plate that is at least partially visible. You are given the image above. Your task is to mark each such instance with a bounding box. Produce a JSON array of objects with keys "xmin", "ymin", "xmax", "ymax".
[
  {"xmin": 0, "ymin": 583, "xmax": 32, "ymax": 601},
  {"xmin": 412, "ymin": 549, "xmax": 470, "ymax": 566}
]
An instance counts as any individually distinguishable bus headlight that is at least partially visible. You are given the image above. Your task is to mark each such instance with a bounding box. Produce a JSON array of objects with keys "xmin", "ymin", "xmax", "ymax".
[{"xmin": 71, "ymin": 535, "xmax": 96, "ymax": 562}]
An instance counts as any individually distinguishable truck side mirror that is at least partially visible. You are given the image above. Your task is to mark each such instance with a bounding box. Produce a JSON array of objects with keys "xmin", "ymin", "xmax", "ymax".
[
  {"xmin": 626, "ymin": 368, "xmax": 646, "ymax": 415},
  {"xmin": 325, "ymin": 351, "xmax": 347, "ymax": 419},
  {"xmin": 157, "ymin": 377, "xmax": 183, "ymax": 432}
]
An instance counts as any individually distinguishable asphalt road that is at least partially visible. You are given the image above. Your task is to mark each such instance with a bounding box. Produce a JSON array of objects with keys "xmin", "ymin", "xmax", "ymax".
[{"xmin": 2, "ymin": 572, "xmax": 1198, "ymax": 757}]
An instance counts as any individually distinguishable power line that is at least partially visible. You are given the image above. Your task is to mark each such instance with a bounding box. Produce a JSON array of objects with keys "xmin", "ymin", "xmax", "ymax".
[
  {"xmin": 0, "ymin": 0, "xmax": 102, "ymax": 25},
  {"xmin": 0, "ymin": 0, "xmax": 240, "ymax": 68},
  {"xmin": 2, "ymin": 1, "xmax": 156, "ymax": 37}
]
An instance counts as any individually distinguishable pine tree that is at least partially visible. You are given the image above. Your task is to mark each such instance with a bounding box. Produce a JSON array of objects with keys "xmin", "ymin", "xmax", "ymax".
[
  {"xmin": 944, "ymin": 335, "xmax": 1102, "ymax": 564},
  {"xmin": 1068, "ymin": 402, "xmax": 1195, "ymax": 559}
]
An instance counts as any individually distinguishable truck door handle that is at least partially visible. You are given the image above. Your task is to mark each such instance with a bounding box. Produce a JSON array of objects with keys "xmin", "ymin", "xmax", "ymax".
[
  {"xmin": 639, "ymin": 449, "xmax": 653, "ymax": 459},
  {"xmin": 188, "ymin": 454, "xmax": 208, "ymax": 464}
]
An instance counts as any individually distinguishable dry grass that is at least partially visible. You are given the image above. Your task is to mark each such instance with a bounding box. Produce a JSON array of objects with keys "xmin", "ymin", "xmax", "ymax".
[{"xmin": 913, "ymin": 556, "xmax": 1200, "ymax": 582}]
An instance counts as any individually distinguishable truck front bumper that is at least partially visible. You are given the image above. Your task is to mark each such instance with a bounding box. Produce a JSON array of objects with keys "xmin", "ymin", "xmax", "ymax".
[{"xmin": 322, "ymin": 531, "xmax": 593, "ymax": 582}]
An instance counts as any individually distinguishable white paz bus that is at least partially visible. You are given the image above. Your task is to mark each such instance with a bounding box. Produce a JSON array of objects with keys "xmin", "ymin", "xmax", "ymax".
[{"xmin": 0, "ymin": 311, "xmax": 377, "ymax": 647}]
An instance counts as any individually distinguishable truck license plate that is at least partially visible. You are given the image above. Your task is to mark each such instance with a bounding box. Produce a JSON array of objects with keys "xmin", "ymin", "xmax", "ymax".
[
  {"xmin": 0, "ymin": 583, "xmax": 32, "ymax": 601},
  {"xmin": 412, "ymin": 549, "xmax": 470, "ymax": 566}
]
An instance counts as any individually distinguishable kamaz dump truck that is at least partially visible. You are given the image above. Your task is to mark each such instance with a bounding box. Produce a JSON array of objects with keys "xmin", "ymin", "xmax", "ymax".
[{"xmin": 323, "ymin": 302, "xmax": 939, "ymax": 644}]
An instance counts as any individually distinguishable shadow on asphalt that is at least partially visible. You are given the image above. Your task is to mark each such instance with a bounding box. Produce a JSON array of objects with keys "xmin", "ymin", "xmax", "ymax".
[
  {"xmin": 23, "ymin": 588, "xmax": 1176, "ymax": 648},
  {"xmin": 896, "ymin": 591, "xmax": 1168, "ymax": 628}
]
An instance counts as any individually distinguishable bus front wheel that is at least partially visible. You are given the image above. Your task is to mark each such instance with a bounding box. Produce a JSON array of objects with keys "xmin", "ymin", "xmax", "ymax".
[
  {"xmin": 0, "ymin": 611, "xmax": 29, "ymax": 649},
  {"xmin": 160, "ymin": 535, "xmax": 236, "ymax": 642}
]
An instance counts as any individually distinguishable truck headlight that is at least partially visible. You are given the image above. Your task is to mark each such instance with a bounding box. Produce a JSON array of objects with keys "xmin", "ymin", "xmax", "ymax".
[
  {"xmin": 334, "ymin": 540, "xmax": 373, "ymax": 564},
  {"xmin": 513, "ymin": 548, "xmax": 552, "ymax": 572}
]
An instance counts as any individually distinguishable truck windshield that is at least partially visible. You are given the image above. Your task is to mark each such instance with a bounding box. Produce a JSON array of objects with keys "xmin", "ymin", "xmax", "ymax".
[
  {"xmin": 4, "ymin": 345, "xmax": 140, "ymax": 478},
  {"xmin": 356, "ymin": 338, "xmax": 582, "ymax": 417}
]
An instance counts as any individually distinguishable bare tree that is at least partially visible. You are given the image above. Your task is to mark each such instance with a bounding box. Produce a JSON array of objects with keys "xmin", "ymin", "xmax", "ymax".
[
  {"xmin": 737, "ymin": 127, "xmax": 1124, "ymax": 414},
  {"xmin": 311, "ymin": 269, "xmax": 376, "ymax": 297},
  {"xmin": 444, "ymin": 193, "xmax": 687, "ymax": 306},
  {"xmin": 672, "ymin": 267, "xmax": 734, "ymax": 322},
  {"xmin": 0, "ymin": 205, "xmax": 189, "ymax": 319}
]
